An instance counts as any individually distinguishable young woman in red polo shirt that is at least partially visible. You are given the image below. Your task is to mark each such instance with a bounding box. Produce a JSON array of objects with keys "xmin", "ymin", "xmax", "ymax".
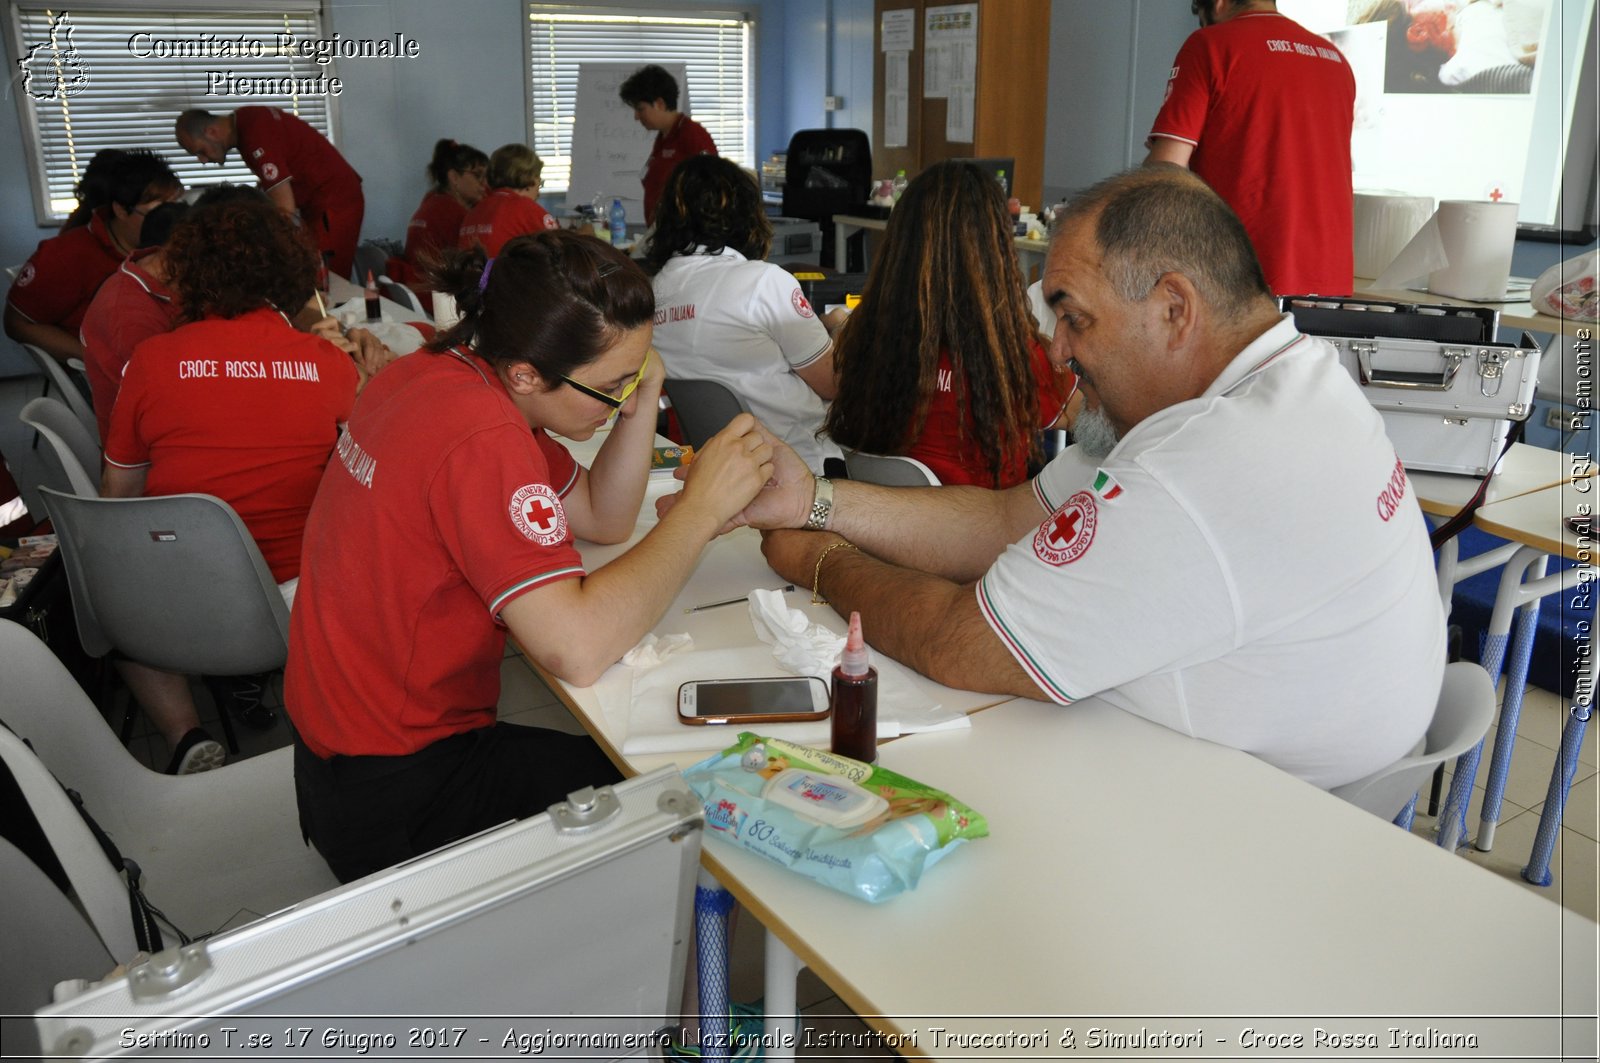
[
  {"xmin": 823, "ymin": 160, "xmax": 1077, "ymax": 489},
  {"xmin": 286, "ymin": 229, "xmax": 775, "ymax": 882},
  {"xmin": 403, "ymin": 139, "xmax": 488, "ymax": 275}
]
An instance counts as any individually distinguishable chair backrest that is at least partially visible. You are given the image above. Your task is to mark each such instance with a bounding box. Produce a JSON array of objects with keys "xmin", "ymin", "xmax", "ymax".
[
  {"xmin": 19, "ymin": 343, "xmax": 98, "ymax": 444},
  {"xmin": 1330, "ymin": 661, "xmax": 1496, "ymax": 821},
  {"xmin": 381, "ymin": 276, "xmax": 427, "ymax": 315},
  {"xmin": 0, "ymin": 835, "xmax": 117, "ymax": 1016},
  {"xmin": 353, "ymin": 241, "xmax": 388, "ymax": 286},
  {"xmin": 782, "ymin": 128, "xmax": 873, "ymax": 221},
  {"xmin": 19, "ymin": 397, "xmax": 100, "ymax": 498},
  {"xmin": 843, "ymin": 450, "xmax": 942, "ymax": 487},
  {"xmin": 38, "ymin": 489, "xmax": 289, "ymax": 675},
  {"xmin": 0, "ymin": 620, "xmax": 140, "ymax": 958},
  {"xmin": 663, "ymin": 378, "xmax": 751, "ymax": 450}
]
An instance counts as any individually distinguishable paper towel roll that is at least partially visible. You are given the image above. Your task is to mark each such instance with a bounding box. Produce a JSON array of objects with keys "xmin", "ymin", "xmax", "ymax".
[
  {"xmin": 1354, "ymin": 192, "xmax": 1434, "ymax": 278},
  {"xmin": 1429, "ymin": 200, "xmax": 1519, "ymax": 301},
  {"xmin": 1371, "ymin": 199, "xmax": 1521, "ymax": 301}
]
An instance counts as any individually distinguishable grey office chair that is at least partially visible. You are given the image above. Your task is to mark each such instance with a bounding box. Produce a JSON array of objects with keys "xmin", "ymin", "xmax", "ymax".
[
  {"xmin": 843, "ymin": 450, "xmax": 942, "ymax": 487},
  {"xmin": 40, "ymin": 488, "xmax": 289, "ymax": 674},
  {"xmin": 20, "ymin": 342, "xmax": 98, "ymax": 443},
  {"xmin": 380, "ymin": 275, "xmax": 428, "ymax": 315},
  {"xmin": 39, "ymin": 488, "xmax": 290, "ymax": 750},
  {"xmin": 353, "ymin": 241, "xmax": 388, "ymax": 286},
  {"xmin": 1330, "ymin": 661, "xmax": 1496, "ymax": 827},
  {"xmin": 663, "ymin": 378, "xmax": 751, "ymax": 450},
  {"xmin": 19, "ymin": 396, "xmax": 100, "ymax": 499},
  {"xmin": 0, "ymin": 835, "xmax": 116, "ymax": 1022},
  {"xmin": 0, "ymin": 620, "xmax": 337, "ymax": 961}
]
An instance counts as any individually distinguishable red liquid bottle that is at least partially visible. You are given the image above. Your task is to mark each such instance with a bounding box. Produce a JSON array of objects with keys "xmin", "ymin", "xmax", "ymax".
[{"xmin": 830, "ymin": 611, "xmax": 879, "ymax": 763}]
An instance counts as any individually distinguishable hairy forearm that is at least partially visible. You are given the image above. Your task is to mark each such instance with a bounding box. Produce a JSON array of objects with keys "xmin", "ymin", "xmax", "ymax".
[
  {"xmin": 827, "ymin": 480, "xmax": 1043, "ymax": 583},
  {"xmin": 817, "ymin": 547, "xmax": 1043, "ymax": 699}
]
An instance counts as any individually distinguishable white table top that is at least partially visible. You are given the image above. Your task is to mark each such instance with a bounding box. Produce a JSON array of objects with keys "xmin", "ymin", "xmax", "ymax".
[
  {"xmin": 1474, "ymin": 479, "xmax": 1598, "ymax": 562},
  {"xmin": 1355, "ymin": 276, "xmax": 1583, "ymax": 338},
  {"xmin": 536, "ymin": 431, "xmax": 1597, "ymax": 1060},
  {"xmin": 694, "ymin": 698, "xmax": 1597, "ymax": 1057},
  {"xmin": 326, "ymin": 273, "xmax": 430, "ymax": 327},
  {"xmin": 1410, "ymin": 441, "xmax": 1596, "ymax": 519}
]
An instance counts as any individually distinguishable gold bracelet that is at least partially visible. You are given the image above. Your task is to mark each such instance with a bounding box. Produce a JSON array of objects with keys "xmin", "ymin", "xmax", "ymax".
[{"xmin": 811, "ymin": 540, "xmax": 858, "ymax": 606}]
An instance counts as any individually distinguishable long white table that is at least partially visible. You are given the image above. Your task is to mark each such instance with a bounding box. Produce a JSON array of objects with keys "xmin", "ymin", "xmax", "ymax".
[{"xmin": 539, "ymin": 428, "xmax": 1598, "ymax": 1061}]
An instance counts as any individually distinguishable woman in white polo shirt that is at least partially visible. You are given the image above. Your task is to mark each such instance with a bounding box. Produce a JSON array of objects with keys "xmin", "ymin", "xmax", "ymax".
[{"xmin": 642, "ymin": 156, "xmax": 845, "ymax": 474}]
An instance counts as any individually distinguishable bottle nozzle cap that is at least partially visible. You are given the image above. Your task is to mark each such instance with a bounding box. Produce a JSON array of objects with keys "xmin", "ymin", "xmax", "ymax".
[{"xmin": 840, "ymin": 610, "xmax": 870, "ymax": 676}]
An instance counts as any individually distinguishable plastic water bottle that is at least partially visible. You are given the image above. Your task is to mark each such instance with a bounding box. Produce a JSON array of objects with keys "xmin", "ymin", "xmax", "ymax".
[
  {"xmin": 995, "ymin": 168, "xmax": 1008, "ymax": 196},
  {"xmin": 891, "ymin": 169, "xmax": 908, "ymax": 205},
  {"xmin": 609, "ymin": 198, "xmax": 628, "ymax": 248}
]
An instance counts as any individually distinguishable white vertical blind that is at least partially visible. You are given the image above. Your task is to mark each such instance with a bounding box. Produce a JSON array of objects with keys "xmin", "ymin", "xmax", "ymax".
[
  {"xmin": 526, "ymin": 6, "xmax": 752, "ymax": 194},
  {"xmin": 10, "ymin": 2, "xmax": 333, "ymax": 223}
]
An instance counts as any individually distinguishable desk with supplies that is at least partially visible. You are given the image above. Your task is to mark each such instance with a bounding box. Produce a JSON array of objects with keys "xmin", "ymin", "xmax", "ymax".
[
  {"xmin": 531, "ymin": 428, "xmax": 1598, "ymax": 1062},
  {"xmin": 1354, "ymin": 276, "xmax": 1583, "ymax": 339},
  {"xmin": 833, "ymin": 214, "xmax": 1051, "ymax": 282}
]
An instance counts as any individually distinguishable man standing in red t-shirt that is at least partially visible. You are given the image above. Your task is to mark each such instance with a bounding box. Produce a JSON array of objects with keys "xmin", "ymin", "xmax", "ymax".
[
  {"xmin": 1146, "ymin": 0, "xmax": 1355, "ymax": 296},
  {"xmin": 618, "ymin": 64, "xmax": 717, "ymax": 224},
  {"xmin": 175, "ymin": 107, "xmax": 365, "ymax": 278}
]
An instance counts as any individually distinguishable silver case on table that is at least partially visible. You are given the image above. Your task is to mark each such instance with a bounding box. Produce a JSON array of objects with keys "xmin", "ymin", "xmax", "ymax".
[
  {"xmin": 32, "ymin": 766, "xmax": 704, "ymax": 1062},
  {"xmin": 1328, "ymin": 333, "xmax": 1541, "ymax": 476}
]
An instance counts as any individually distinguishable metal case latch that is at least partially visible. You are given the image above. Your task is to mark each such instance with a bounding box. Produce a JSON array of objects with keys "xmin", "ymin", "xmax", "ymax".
[
  {"xmin": 551, "ymin": 784, "xmax": 622, "ymax": 833},
  {"xmin": 1477, "ymin": 347, "xmax": 1506, "ymax": 399}
]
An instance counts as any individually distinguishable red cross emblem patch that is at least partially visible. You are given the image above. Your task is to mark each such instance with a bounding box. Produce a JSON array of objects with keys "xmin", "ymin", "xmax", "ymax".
[
  {"xmin": 261, "ymin": 162, "xmax": 279, "ymax": 182},
  {"xmin": 509, "ymin": 483, "xmax": 568, "ymax": 545},
  {"xmin": 1032, "ymin": 490, "xmax": 1097, "ymax": 566},
  {"xmin": 791, "ymin": 289, "xmax": 814, "ymax": 318}
]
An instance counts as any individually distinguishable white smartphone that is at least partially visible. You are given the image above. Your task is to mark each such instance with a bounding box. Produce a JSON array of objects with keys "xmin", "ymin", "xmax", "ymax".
[{"xmin": 677, "ymin": 676, "xmax": 831, "ymax": 726}]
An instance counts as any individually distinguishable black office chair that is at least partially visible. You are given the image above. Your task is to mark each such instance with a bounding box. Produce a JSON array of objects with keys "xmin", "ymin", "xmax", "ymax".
[{"xmin": 781, "ymin": 129, "xmax": 873, "ymax": 271}]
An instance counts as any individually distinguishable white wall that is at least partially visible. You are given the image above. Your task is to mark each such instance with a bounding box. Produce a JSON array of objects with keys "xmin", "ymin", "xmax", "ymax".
[{"xmin": 1041, "ymin": 0, "xmax": 1194, "ymax": 207}]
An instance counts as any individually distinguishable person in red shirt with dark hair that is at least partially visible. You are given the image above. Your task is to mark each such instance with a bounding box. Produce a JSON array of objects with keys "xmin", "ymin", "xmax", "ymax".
[
  {"xmin": 287, "ymin": 230, "xmax": 777, "ymax": 882},
  {"xmin": 78, "ymin": 201, "xmax": 188, "ymax": 442},
  {"xmin": 457, "ymin": 144, "xmax": 558, "ymax": 256},
  {"xmin": 102, "ymin": 194, "xmax": 391, "ymax": 774},
  {"xmin": 823, "ymin": 161, "xmax": 1076, "ymax": 489},
  {"xmin": 405, "ymin": 139, "xmax": 488, "ymax": 274},
  {"xmin": 175, "ymin": 107, "xmax": 365, "ymax": 278},
  {"xmin": 5, "ymin": 150, "xmax": 181, "ymax": 364},
  {"xmin": 618, "ymin": 64, "xmax": 717, "ymax": 224}
]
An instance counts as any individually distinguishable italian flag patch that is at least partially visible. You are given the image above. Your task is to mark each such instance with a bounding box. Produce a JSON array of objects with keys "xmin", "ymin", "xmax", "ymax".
[{"xmin": 1091, "ymin": 469, "xmax": 1124, "ymax": 501}]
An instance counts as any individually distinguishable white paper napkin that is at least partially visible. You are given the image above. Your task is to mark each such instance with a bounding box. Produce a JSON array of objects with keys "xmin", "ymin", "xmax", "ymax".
[
  {"xmin": 748, "ymin": 587, "xmax": 843, "ymax": 673},
  {"xmin": 329, "ymin": 298, "xmax": 427, "ymax": 353},
  {"xmin": 609, "ymin": 643, "xmax": 967, "ymax": 757}
]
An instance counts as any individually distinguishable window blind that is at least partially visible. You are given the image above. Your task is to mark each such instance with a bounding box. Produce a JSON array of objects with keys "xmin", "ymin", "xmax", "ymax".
[
  {"xmin": 526, "ymin": 6, "xmax": 751, "ymax": 194},
  {"xmin": 10, "ymin": 2, "xmax": 334, "ymax": 223}
]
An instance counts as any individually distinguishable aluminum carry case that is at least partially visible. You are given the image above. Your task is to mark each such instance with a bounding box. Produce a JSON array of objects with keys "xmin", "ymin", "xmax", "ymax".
[
  {"xmin": 1282, "ymin": 298, "xmax": 1541, "ymax": 477},
  {"xmin": 29, "ymin": 767, "xmax": 704, "ymax": 1062}
]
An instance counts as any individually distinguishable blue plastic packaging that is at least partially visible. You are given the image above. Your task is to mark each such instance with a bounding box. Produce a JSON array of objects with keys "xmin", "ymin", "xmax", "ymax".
[{"xmin": 682, "ymin": 732, "xmax": 987, "ymax": 903}]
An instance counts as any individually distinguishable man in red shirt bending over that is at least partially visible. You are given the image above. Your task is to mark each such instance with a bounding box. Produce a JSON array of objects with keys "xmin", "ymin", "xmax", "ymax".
[
  {"xmin": 618, "ymin": 64, "xmax": 717, "ymax": 225},
  {"xmin": 175, "ymin": 107, "xmax": 365, "ymax": 278}
]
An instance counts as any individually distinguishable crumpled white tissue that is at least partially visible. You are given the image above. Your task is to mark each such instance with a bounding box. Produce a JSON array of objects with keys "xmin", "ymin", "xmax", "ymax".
[
  {"xmin": 329, "ymin": 298, "xmax": 428, "ymax": 353},
  {"xmin": 748, "ymin": 588, "xmax": 844, "ymax": 673},
  {"xmin": 622, "ymin": 631, "xmax": 693, "ymax": 670}
]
